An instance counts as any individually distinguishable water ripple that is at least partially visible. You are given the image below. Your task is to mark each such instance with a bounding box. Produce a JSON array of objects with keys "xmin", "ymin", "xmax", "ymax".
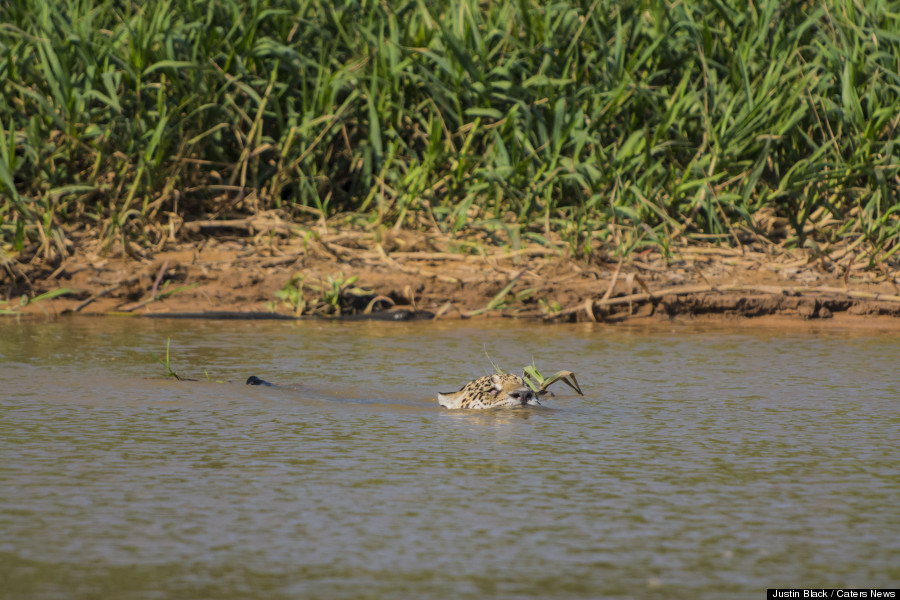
[{"xmin": 1, "ymin": 318, "xmax": 899, "ymax": 599}]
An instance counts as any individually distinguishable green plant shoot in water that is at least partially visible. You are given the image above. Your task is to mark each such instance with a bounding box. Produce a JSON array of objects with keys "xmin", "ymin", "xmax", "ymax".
[
  {"xmin": 485, "ymin": 349, "xmax": 583, "ymax": 396},
  {"xmin": 523, "ymin": 360, "xmax": 583, "ymax": 396},
  {"xmin": 149, "ymin": 338, "xmax": 182, "ymax": 381}
]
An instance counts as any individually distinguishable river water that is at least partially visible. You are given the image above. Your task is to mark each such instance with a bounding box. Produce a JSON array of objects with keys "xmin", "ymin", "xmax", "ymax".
[{"xmin": 1, "ymin": 317, "xmax": 898, "ymax": 599}]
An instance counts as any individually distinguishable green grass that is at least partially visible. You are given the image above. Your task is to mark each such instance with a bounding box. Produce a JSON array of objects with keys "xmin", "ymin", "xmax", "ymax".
[
  {"xmin": 522, "ymin": 362, "xmax": 583, "ymax": 397},
  {"xmin": 485, "ymin": 351, "xmax": 583, "ymax": 396},
  {"xmin": 1, "ymin": 0, "xmax": 899, "ymax": 265},
  {"xmin": 0, "ymin": 287, "xmax": 73, "ymax": 314},
  {"xmin": 273, "ymin": 271, "xmax": 374, "ymax": 316},
  {"xmin": 148, "ymin": 337, "xmax": 182, "ymax": 380}
]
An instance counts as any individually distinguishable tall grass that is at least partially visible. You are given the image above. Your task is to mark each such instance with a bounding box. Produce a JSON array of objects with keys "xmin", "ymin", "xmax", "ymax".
[{"xmin": 1, "ymin": 0, "xmax": 899, "ymax": 264}]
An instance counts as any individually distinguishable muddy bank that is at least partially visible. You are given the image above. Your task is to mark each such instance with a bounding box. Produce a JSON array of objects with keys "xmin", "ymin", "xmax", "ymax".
[{"xmin": 3, "ymin": 222, "xmax": 900, "ymax": 327}]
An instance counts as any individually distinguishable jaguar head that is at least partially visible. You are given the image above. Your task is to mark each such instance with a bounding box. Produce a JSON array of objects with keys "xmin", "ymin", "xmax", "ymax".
[{"xmin": 488, "ymin": 373, "xmax": 541, "ymax": 407}]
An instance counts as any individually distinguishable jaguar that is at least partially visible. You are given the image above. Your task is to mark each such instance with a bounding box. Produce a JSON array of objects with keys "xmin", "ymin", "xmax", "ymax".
[{"xmin": 437, "ymin": 373, "xmax": 541, "ymax": 410}]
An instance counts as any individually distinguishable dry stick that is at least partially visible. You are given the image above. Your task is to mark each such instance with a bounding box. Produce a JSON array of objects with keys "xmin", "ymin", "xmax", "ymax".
[
  {"xmin": 47, "ymin": 260, "xmax": 70, "ymax": 281},
  {"xmin": 600, "ymin": 257, "xmax": 623, "ymax": 302},
  {"xmin": 319, "ymin": 231, "xmax": 370, "ymax": 245},
  {"xmin": 593, "ymin": 258, "xmax": 623, "ymax": 321},
  {"xmin": 149, "ymin": 260, "xmax": 169, "ymax": 299},
  {"xmin": 363, "ymin": 295, "xmax": 395, "ymax": 314},
  {"xmin": 259, "ymin": 255, "xmax": 299, "ymax": 268},
  {"xmin": 403, "ymin": 285, "xmax": 418, "ymax": 312},
  {"xmin": 777, "ymin": 286, "xmax": 900, "ymax": 302},
  {"xmin": 547, "ymin": 283, "xmax": 900, "ymax": 320},
  {"xmin": 182, "ymin": 217, "xmax": 293, "ymax": 236},
  {"xmin": 322, "ymin": 242, "xmax": 377, "ymax": 260},
  {"xmin": 75, "ymin": 282, "xmax": 124, "ymax": 313},
  {"xmin": 631, "ymin": 272, "xmax": 652, "ymax": 295},
  {"xmin": 709, "ymin": 184, "xmax": 744, "ymax": 253},
  {"xmin": 1, "ymin": 256, "xmax": 31, "ymax": 291},
  {"xmin": 182, "ymin": 218, "xmax": 256, "ymax": 233},
  {"xmin": 182, "ymin": 184, "xmax": 248, "ymax": 194},
  {"xmin": 548, "ymin": 284, "xmax": 711, "ymax": 319},
  {"xmin": 382, "ymin": 247, "xmax": 562, "ymax": 262},
  {"xmin": 499, "ymin": 247, "xmax": 563, "ymax": 259},
  {"xmin": 583, "ymin": 296, "xmax": 597, "ymax": 322},
  {"xmin": 631, "ymin": 259, "xmax": 666, "ymax": 272},
  {"xmin": 375, "ymin": 245, "xmax": 460, "ymax": 284},
  {"xmin": 678, "ymin": 246, "xmax": 746, "ymax": 257},
  {"xmin": 390, "ymin": 251, "xmax": 469, "ymax": 261},
  {"xmin": 842, "ymin": 255, "xmax": 854, "ymax": 287},
  {"xmin": 117, "ymin": 261, "xmax": 171, "ymax": 313},
  {"xmin": 623, "ymin": 272, "xmax": 638, "ymax": 316},
  {"xmin": 433, "ymin": 301, "xmax": 463, "ymax": 320},
  {"xmin": 828, "ymin": 236, "xmax": 865, "ymax": 265}
]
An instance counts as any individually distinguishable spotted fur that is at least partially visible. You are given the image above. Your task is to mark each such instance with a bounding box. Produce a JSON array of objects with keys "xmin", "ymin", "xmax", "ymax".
[{"xmin": 437, "ymin": 373, "xmax": 540, "ymax": 409}]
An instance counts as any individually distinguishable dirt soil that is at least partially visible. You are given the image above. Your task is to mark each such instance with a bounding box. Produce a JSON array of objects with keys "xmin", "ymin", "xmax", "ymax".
[{"xmin": 4, "ymin": 216, "xmax": 900, "ymax": 328}]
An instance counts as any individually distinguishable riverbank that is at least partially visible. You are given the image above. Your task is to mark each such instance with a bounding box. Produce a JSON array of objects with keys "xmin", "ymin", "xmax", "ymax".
[
  {"xmin": 3, "ymin": 1, "xmax": 900, "ymax": 306},
  {"xmin": 4, "ymin": 215, "xmax": 900, "ymax": 327}
]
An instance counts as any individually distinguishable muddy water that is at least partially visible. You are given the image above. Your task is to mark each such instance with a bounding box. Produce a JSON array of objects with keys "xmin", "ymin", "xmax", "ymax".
[{"xmin": 1, "ymin": 317, "xmax": 898, "ymax": 599}]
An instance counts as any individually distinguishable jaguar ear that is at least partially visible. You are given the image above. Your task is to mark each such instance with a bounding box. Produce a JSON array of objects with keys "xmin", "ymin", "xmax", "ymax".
[{"xmin": 488, "ymin": 387, "xmax": 500, "ymax": 395}]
